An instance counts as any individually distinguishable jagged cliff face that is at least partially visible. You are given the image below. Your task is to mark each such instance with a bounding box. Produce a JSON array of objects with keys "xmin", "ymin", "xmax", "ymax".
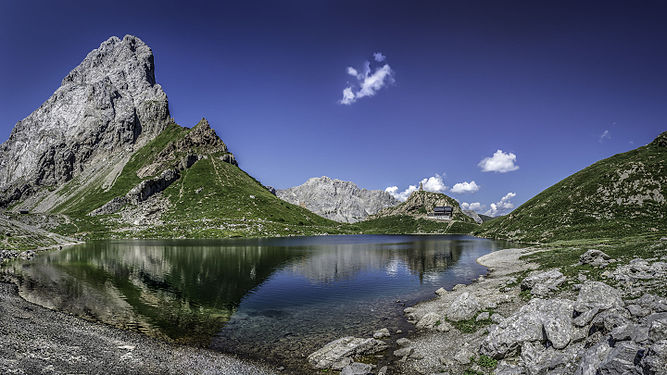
[
  {"xmin": 0, "ymin": 35, "xmax": 170, "ymax": 207},
  {"xmin": 277, "ymin": 176, "xmax": 399, "ymax": 223}
]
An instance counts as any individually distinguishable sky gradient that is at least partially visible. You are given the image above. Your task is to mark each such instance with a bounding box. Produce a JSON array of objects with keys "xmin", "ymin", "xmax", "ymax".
[{"xmin": 1, "ymin": 1, "xmax": 666, "ymax": 215}]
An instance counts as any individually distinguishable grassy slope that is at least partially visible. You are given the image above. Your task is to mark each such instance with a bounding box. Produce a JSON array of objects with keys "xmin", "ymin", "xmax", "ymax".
[
  {"xmin": 355, "ymin": 215, "xmax": 478, "ymax": 235},
  {"xmin": 51, "ymin": 121, "xmax": 349, "ymax": 239},
  {"xmin": 477, "ymin": 133, "xmax": 667, "ymax": 242}
]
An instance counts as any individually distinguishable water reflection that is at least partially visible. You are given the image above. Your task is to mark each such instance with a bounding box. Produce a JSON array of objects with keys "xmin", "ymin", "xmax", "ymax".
[{"xmin": 8, "ymin": 235, "xmax": 512, "ymax": 361}]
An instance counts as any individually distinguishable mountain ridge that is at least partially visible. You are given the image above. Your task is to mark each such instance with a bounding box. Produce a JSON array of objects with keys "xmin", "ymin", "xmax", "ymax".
[
  {"xmin": 276, "ymin": 176, "xmax": 399, "ymax": 223},
  {"xmin": 477, "ymin": 132, "xmax": 667, "ymax": 242}
]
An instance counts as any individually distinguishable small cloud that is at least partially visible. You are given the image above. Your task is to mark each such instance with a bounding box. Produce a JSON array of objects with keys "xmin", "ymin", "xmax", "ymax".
[
  {"xmin": 450, "ymin": 181, "xmax": 480, "ymax": 194},
  {"xmin": 373, "ymin": 52, "xmax": 386, "ymax": 62},
  {"xmin": 478, "ymin": 150, "xmax": 519, "ymax": 173},
  {"xmin": 341, "ymin": 87, "xmax": 355, "ymax": 105},
  {"xmin": 339, "ymin": 53, "xmax": 395, "ymax": 105},
  {"xmin": 461, "ymin": 202, "xmax": 483, "ymax": 212},
  {"xmin": 599, "ymin": 130, "xmax": 611, "ymax": 143},
  {"xmin": 385, "ymin": 174, "xmax": 447, "ymax": 201},
  {"xmin": 484, "ymin": 192, "xmax": 516, "ymax": 216}
]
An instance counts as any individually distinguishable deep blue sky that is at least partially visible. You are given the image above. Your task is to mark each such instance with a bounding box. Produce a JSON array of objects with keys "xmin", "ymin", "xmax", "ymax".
[{"xmin": 1, "ymin": 1, "xmax": 665, "ymax": 214}]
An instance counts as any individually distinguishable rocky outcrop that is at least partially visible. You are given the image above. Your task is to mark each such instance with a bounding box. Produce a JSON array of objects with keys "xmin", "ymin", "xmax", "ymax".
[
  {"xmin": 579, "ymin": 249, "xmax": 613, "ymax": 267},
  {"xmin": 277, "ymin": 176, "xmax": 399, "ymax": 223},
  {"xmin": 0, "ymin": 35, "xmax": 170, "ymax": 207},
  {"xmin": 137, "ymin": 118, "xmax": 236, "ymax": 178},
  {"xmin": 371, "ymin": 190, "xmax": 477, "ymax": 224}
]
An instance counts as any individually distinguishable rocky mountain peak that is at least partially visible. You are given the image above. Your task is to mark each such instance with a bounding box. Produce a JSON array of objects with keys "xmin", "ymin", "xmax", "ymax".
[
  {"xmin": 277, "ymin": 176, "xmax": 399, "ymax": 223},
  {"xmin": 372, "ymin": 190, "xmax": 475, "ymax": 223},
  {"xmin": 0, "ymin": 35, "xmax": 170, "ymax": 207}
]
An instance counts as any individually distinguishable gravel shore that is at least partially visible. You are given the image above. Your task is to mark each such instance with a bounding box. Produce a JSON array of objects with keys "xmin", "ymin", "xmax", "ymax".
[{"xmin": 0, "ymin": 282, "xmax": 276, "ymax": 375}]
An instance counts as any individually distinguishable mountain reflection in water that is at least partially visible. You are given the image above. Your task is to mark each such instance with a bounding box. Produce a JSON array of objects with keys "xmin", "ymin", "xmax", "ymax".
[{"xmin": 9, "ymin": 235, "xmax": 514, "ymax": 363}]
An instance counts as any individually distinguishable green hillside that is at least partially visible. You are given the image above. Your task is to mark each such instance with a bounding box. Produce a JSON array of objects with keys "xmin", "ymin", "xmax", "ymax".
[
  {"xmin": 51, "ymin": 119, "xmax": 348, "ymax": 239},
  {"xmin": 477, "ymin": 132, "xmax": 667, "ymax": 242}
]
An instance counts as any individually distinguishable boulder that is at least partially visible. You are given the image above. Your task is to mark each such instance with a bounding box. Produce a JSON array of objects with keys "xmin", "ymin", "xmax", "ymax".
[
  {"xmin": 341, "ymin": 362, "xmax": 373, "ymax": 375},
  {"xmin": 649, "ymin": 318, "xmax": 667, "ymax": 343},
  {"xmin": 307, "ymin": 337, "xmax": 387, "ymax": 369},
  {"xmin": 480, "ymin": 298, "xmax": 575, "ymax": 359},
  {"xmin": 598, "ymin": 341, "xmax": 643, "ymax": 375},
  {"xmin": 415, "ymin": 312, "xmax": 442, "ymax": 329},
  {"xmin": 574, "ymin": 340, "xmax": 613, "ymax": 375},
  {"xmin": 454, "ymin": 347, "xmax": 474, "ymax": 364},
  {"xmin": 393, "ymin": 347, "xmax": 413, "ymax": 358},
  {"xmin": 396, "ymin": 338, "xmax": 412, "ymax": 347},
  {"xmin": 373, "ymin": 328, "xmax": 390, "ymax": 339},
  {"xmin": 521, "ymin": 269, "xmax": 566, "ymax": 297},
  {"xmin": 575, "ymin": 281, "xmax": 624, "ymax": 313},
  {"xmin": 641, "ymin": 340, "xmax": 667, "ymax": 375},
  {"xmin": 435, "ymin": 287, "xmax": 447, "ymax": 296},
  {"xmin": 590, "ymin": 308, "xmax": 631, "ymax": 334},
  {"xmin": 579, "ymin": 249, "xmax": 612, "ymax": 267},
  {"xmin": 445, "ymin": 292, "xmax": 482, "ymax": 321}
]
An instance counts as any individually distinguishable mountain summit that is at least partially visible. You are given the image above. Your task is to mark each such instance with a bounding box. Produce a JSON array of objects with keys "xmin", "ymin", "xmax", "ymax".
[
  {"xmin": 0, "ymin": 35, "xmax": 170, "ymax": 207},
  {"xmin": 277, "ymin": 176, "xmax": 399, "ymax": 223}
]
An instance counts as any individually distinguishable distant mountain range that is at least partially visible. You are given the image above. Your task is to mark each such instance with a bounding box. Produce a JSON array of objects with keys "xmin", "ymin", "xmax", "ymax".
[{"xmin": 276, "ymin": 176, "xmax": 399, "ymax": 223}]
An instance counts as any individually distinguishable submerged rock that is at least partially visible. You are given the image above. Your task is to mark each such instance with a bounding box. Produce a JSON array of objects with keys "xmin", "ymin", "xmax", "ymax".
[{"xmin": 307, "ymin": 337, "xmax": 387, "ymax": 370}]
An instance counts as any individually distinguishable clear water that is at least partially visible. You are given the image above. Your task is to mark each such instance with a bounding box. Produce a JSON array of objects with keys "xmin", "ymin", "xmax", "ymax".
[{"xmin": 8, "ymin": 234, "xmax": 516, "ymax": 370}]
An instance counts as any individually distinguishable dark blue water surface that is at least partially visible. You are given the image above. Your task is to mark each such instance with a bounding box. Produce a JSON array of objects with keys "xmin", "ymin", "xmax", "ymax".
[{"xmin": 9, "ymin": 234, "xmax": 516, "ymax": 368}]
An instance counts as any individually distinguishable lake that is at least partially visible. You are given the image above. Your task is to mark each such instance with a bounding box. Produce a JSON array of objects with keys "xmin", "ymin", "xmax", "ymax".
[{"xmin": 7, "ymin": 235, "xmax": 516, "ymax": 370}]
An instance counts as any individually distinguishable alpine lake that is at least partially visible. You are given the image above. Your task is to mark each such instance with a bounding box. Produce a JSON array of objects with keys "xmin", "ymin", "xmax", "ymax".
[{"xmin": 6, "ymin": 235, "xmax": 518, "ymax": 372}]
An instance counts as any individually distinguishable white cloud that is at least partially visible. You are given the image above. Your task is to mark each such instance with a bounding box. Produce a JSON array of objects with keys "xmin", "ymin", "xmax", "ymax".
[
  {"xmin": 450, "ymin": 181, "xmax": 480, "ymax": 194},
  {"xmin": 385, "ymin": 185, "xmax": 418, "ymax": 202},
  {"xmin": 373, "ymin": 52, "xmax": 386, "ymax": 62},
  {"xmin": 385, "ymin": 174, "xmax": 447, "ymax": 201},
  {"xmin": 341, "ymin": 87, "xmax": 355, "ymax": 105},
  {"xmin": 599, "ymin": 130, "xmax": 611, "ymax": 143},
  {"xmin": 478, "ymin": 150, "xmax": 519, "ymax": 173},
  {"xmin": 484, "ymin": 192, "xmax": 516, "ymax": 216},
  {"xmin": 339, "ymin": 53, "xmax": 395, "ymax": 105},
  {"xmin": 461, "ymin": 202, "xmax": 483, "ymax": 211}
]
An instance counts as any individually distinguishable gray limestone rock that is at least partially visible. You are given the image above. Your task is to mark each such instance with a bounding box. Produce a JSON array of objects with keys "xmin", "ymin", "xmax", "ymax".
[
  {"xmin": 521, "ymin": 269, "xmax": 566, "ymax": 297},
  {"xmin": 641, "ymin": 340, "xmax": 667, "ymax": 375},
  {"xmin": 444, "ymin": 292, "xmax": 482, "ymax": 322},
  {"xmin": 579, "ymin": 249, "xmax": 613, "ymax": 267},
  {"xmin": 373, "ymin": 328, "xmax": 390, "ymax": 339},
  {"xmin": 307, "ymin": 336, "xmax": 387, "ymax": 370},
  {"xmin": 0, "ymin": 35, "xmax": 170, "ymax": 207},
  {"xmin": 574, "ymin": 340, "xmax": 613, "ymax": 375},
  {"xmin": 393, "ymin": 347, "xmax": 413, "ymax": 358},
  {"xmin": 340, "ymin": 362, "xmax": 373, "ymax": 375},
  {"xmin": 276, "ymin": 176, "xmax": 399, "ymax": 223},
  {"xmin": 598, "ymin": 341, "xmax": 643, "ymax": 375},
  {"xmin": 480, "ymin": 298, "xmax": 575, "ymax": 359},
  {"xmin": 416, "ymin": 312, "xmax": 443, "ymax": 329},
  {"xmin": 575, "ymin": 281, "xmax": 624, "ymax": 313}
]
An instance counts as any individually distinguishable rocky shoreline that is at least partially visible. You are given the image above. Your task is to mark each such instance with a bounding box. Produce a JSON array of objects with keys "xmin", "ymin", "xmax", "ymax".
[
  {"xmin": 0, "ymin": 281, "xmax": 276, "ymax": 375},
  {"xmin": 307, "ymin": 245, "xmax": 667, "ymax": 375}
]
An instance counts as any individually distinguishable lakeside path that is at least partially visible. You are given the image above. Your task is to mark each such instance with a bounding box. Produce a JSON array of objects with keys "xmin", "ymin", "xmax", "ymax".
[{"xmin": 0, "ymin": 282, "xmax": 276, "ymax": 375}]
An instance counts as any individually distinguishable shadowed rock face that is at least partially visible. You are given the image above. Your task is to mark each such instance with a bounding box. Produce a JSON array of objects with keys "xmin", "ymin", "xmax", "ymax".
[
  {"xmin": 277, "ymin": 176, "xmax": 399, "ymax": 223},
  {"xmin": 0, "ymin": 35, "xmax": 170, "ymax": 207}
]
